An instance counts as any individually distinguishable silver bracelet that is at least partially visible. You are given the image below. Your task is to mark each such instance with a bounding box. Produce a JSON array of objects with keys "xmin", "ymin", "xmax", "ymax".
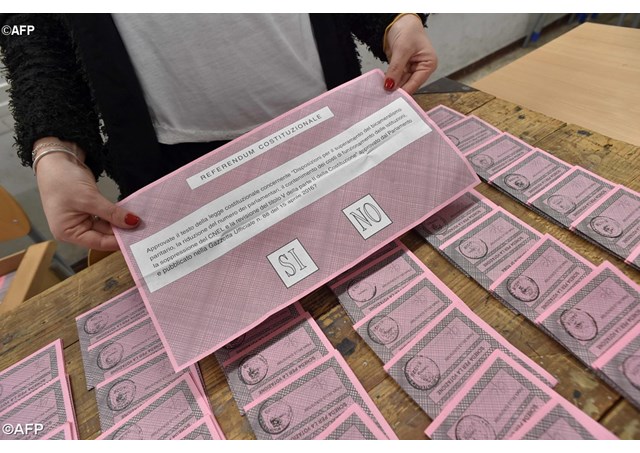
[
  {"xmin": 32, "ymin": 148, "xmax": 89, "ymax": 175},
  {"xmin": 31, "ymin": 141, "xmax": 72, "ymax": 162}
]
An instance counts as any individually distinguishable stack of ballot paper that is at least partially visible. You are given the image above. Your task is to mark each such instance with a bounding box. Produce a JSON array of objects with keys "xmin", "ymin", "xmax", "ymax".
[
  {"xmin": 215, "ymin": 302, "xmax": 394, "ymax": 439},
  {"xmin": 330, "ymin": 240, "xmax": 430, "ymax": 324},
  {"xmin": 425, "ymin": 104, "xmax": 640, "ymax": 271},
  {"xmin": 536, "ymin": 263, "xmax": 640, "ymax": 385},
  {"xmin": 75, "ymin": 288, "xmax": 224, "ymax": 439},
  {"xmin": 593, "ymin": 322, "xmax": 640, "ymax": 411},
  {"xmin": 0, "ymin": 339, "xmax": 78, "ymax": 440},
  {"xmin": 329, "ymin": 235, "xmax": 620, "ymax": 439},
  {"xmin": 112, "ymin": 70, "xmax": 480, "ymax": 373},
  {"xmin": 330, "ymin": 242, "xmax": 554, "ymax": 407},
  {"xmin": 425, "ymin": 350, "xmax": 617, "ymax": 439},
  {"xmin": 415, "ymin": 183, "xmax": 640, "ymax": 410}
]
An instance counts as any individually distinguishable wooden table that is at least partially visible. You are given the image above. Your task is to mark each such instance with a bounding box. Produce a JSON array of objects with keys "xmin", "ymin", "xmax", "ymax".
[
  {"xmin": 474, "ymin": 23, "xmax": 640, "ymax": 147},
  {"xmin": 1, "ymin": 85, "xmax": 640, "ymax": 440}
]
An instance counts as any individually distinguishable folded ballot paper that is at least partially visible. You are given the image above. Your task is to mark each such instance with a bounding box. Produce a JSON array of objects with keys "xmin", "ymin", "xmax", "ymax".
[
  {"xmin": 114, "ymin": 69, "xmax": 480, "ymax": 371},
  {"xmin": 426, "ymin": 350, "xmax": 616, "ymax": 440},
  {"xmin": 0, "ymin": 340, "xmax": 78, "ymax": 440}
]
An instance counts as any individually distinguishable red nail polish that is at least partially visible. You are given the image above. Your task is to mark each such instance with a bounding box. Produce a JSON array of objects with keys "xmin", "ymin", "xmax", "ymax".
[
  {"xmin": 125, "ymin": 213, "xmax": 140, "ymax": 226},
  {"xmin": 384, "ymin": 78, "xmax": 395, "ymax": 90}
]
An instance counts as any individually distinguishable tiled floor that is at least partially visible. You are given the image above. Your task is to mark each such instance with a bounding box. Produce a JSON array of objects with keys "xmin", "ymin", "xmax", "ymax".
[{"xmin": 0, "ymin": 13, "xmax": 637, "ymax": 276}]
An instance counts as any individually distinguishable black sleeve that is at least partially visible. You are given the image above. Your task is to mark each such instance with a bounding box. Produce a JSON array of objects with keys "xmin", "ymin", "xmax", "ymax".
[
  {"xmin": 345, "ymin": 13, "xmax": 428, "ymax": 62},
  {"xmin": 0, "ymin": 13, "xmax": 104, "ymax": 178}
]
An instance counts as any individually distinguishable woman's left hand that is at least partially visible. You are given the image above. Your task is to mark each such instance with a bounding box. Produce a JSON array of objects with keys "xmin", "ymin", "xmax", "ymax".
[{"xmin": 383, "ymin": 14, "xmax": 438, "ymax": 94}]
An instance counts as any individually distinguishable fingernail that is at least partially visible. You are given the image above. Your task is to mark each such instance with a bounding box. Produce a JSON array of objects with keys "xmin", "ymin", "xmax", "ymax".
[
  {"xmin": 125, "ymin": 213, "xmax": 140, "ymax": 226},
  {"xmin": 384, "ymin": 78, "xmax": 395, "ymax": 90}
]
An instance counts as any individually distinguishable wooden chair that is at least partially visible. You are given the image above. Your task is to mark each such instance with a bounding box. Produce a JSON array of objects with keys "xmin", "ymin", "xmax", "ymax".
[
  {"xmin": 0, "ymin": 185, "xmax": 72, "ymax": 314},
  {"xmin": 0, "ymin": 185, "xmax": 30, "ymax": 241},
  {"xmin": 87, "ymin": 248, "xmax": 115, "ymax": 266},
  {"xmin": 0, "ymin": 240, "xmax": 62, "ymax": 315},
  {"xmin": 0, "ymin": 184, "xmax": 74, "ymax": 276}
]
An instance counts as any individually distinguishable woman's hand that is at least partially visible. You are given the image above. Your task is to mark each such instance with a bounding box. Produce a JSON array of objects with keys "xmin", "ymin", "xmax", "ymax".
[
  {"xmin": 34, "ymin": 137, "xmax": 141, "ymax": 251},
  {"xmin": 383, "ymin": 14, "xmax": 438, "ymax": 94}
]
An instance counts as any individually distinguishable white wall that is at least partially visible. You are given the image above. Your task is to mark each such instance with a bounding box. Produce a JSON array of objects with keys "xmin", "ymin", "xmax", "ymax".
[{"xmin": 359, "ymin": 13, "xmax": 565, "ymax": 83}]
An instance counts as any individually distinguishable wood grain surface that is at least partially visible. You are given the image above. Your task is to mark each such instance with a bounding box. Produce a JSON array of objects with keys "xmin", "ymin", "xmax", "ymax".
[{"xmin": 473, "ymin": 23, "xmax": 640, "ymax": 147}]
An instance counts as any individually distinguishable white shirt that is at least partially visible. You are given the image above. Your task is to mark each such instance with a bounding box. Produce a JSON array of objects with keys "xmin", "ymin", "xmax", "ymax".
[{"xmin": 113, "ymin": 14, "xmax": 327, "ymax": 144}]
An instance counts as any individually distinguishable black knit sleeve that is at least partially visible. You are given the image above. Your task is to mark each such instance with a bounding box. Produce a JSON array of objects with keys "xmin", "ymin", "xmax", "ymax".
[
  {"xmin": 345, "ymin": 13, "xmax": 428, "ymax": 62},
  {"xmin": 0, "ymin": 13, "xmax": 104, "ymax": 178}
]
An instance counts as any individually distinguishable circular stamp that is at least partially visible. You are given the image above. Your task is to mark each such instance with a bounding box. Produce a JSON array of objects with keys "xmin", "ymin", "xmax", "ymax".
[
  {"xmin": 560, "ymin": 308, "xmax": 598, "ymax": 341},
  {"xmin": 113, "ymin": 423, "xmax": 143, "ymax": 440},
  {"xmin": 504, "ymin": 173, "xmax": 530, "ymax": 191},
  {"xmin": 97, "ymin": 342, "xmax": 125, "ymax": 370},
  {"xmin": 404, "ymin": 355, "xmax": 441, "ymax": 390},
  {"xmin": 84, "ymin": 312, "xmax": 109, "ymax": 335},
  {"xmin": 347, "ymin": 280, "xmax": 377, "ymax": 303},
  {"xmin": 107, "ymin": 379, "xmax": 137, "ymax": 412},
  {"xmin": 470, "ymin": 154, "xmax": 494, "ymax": 169},
  {"xmin": 446, "ymin": 134, "xmax": 460, "ymax": 146},
  {"xmin": 458, "ymin": 238, "xmax": 488, "ymax": 260},
  {"xmin": 454, "ymin": 415, "xmax": 496, "ymax": 440},
  {"xmin": 367, "ymin": 315, "xmax": 400, "ymax": 345},
  {"xmin": 239, "ymin": 354, "xmax": 269, "ymax": 385},
  {"xmin": 423, "ymin": 215, "xmax": 448, "ymax": 235},
  {"xmin": 622, "ymin": 355, "xmax": 640, "ymax": 390},
  {"xmin": 224, "ymin": 334, "xmax": 246, "ymax": 350},
  {"xmin": 258, "ymin": 399, "xmax": 293, "ymax": 435},
  {"xmin": 506, "ymin": 275, "xmax": 540, "ymax": 303},
  {"xmin": 546, "ymin": 195, "xmax": 576, "ymax": 215},
  {"xmin": 590, "ymin": 216, "xmax": 623, "ymax": 238}
]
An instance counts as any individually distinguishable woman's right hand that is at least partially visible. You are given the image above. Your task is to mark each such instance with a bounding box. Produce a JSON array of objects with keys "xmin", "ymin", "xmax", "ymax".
[{"xmin": 34, "ymin": 138, "xmax": 141, "ymax": 251}]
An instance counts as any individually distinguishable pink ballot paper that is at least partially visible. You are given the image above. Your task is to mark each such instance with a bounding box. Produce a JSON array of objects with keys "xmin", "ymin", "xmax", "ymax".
[
  {"xmin": 488, "ymin": 147, "xmax": 572, "ymax": 203},
  {"xmin": 426, "ymin": 104, "xmax": 466, "ymax": 130},
  {"xmin": 440, "ymin": 208, "xmax": 542, "ymax": 290},
  {"xmin": 0, "ymin": 377, "xmax": 77, "ymax": 440},
  {"xmin": 84, "ymin": 316, "xmax": 163, "ymax": 389},
  {"xmin": 537, "ymin": 262, "xmax": 640, "ymax": 366},
  {"xmin": 354, "ymin": 274, "xmax": 459, "ymax": 364},
  {"xmin": 0, "ymin": 339, "xmax": 65, "ymax": 413},
  {"xmin": 173, "ymin": 416, "xmax": 222, "ymax": 440},
  {"xmin": 415, "ymin": 189, "xmax": 498, "ymax": 249},
  {"xmin": 244, "ymin": 352, "xmax": 395, "ymax": 440},
  {"xmin": 592, "ymin": 322, "xmax": 640, "ymax": 411},
  {"xmin": 385, "ymin": 304, "xmax": 556, "ymax": 418},
  {"xmin": 510, "ymin": 399, "xmax": 617, "ymax": 440},
  {"xmin": 529, "ymin": 166, "xmax": 615, "ymax": 228},
  {"xmin": 75, "ymin": 287, "xmax": 147, "ymax": 351},
  {"xmin": 465, "ymin": 133, "xmax": 534, "ymax": 181},
  {"xmin": 221, "ymin": 314, "xmax": 333, "ymax": 412},
  {"xmin": 490, "ymin": 234, "xmax": 595, "ymax": 322},
  {"xmin": 0, "ymin": 270, "xmax": 16, "ymax": 301},
  {"xmin": 316, "ymin": 405, "xmax": 389, "ymax": 440},
  {"xmin": 113, "ymin": 69, "xmax": 480, "ymax": 371},
  {"xmin": 329, "ymin": 242, "xmax": 426, "ymax": 322},
  {"xmin": 425, "ymin": 350, "xmax": 554, "ymax": 440},
  {"xmin": 628, "ymin": 244, "xmax": 640, "ymax": 270},
  {"xmin": 95, "ymin": 350, "xmax": 196, "ymax": 431},
  {"xmin": 441, "ymin": 115, "xmax": 501, "ymax": 154},
  {"xmin": 41, "ymin": 423, "xmax": 74, "ymax": 440},
  {"xmin": 214, "ymin": 302, "xmax": 305, "ymax": 365},
  {"xmin": 98, "ymin": 374, "xmax": 211, "ymax": 440},
  {"xmin": 330, "ymin": 241, "xmax": 427, "ymax": 323},
  {"xmin": 572, "ymin": 185, "xmax": 640, "ymax": 261}
]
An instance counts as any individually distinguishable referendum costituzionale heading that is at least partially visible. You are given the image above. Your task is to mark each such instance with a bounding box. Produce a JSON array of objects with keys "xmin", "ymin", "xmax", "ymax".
[{"xmin": 198, "ymin": 113, "xmax": 324, "ymax": 182}]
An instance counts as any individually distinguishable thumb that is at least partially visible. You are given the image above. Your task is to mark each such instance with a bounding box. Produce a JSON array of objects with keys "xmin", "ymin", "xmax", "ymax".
[
  {"xmin": 89, "ymin": 194, "xmax": 141, "ymax": 230},
  {"xmin": 384, "ymin": 47, "xmax": 411, "ymax": 91}
]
